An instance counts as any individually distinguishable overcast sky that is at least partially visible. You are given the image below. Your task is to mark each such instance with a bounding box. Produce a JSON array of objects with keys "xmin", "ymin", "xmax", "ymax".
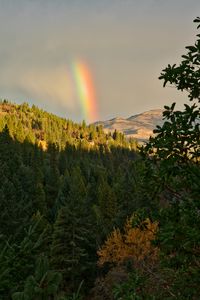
[{"xmin": 0, "ymin": 0, "xmax": 199, "ymax": 122}]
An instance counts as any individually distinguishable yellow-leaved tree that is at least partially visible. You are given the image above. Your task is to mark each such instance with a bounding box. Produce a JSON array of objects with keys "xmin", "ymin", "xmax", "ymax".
[{"xmin": 97, "ymin": 215, "xmax": 159, "ymax": 266}]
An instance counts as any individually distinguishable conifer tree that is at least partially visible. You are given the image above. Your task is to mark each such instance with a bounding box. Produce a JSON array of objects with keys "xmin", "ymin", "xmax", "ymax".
[
  {"xmin": 12, "ymin": 256, "xmax": 62, "ymax": 300},
  {"xmin": 97, "ymin": 179, "xmax": 118, "ymax": 236},
  {"xmin": 45, "ymin": 143, "xmax": 60, "ymax": 212},
  {"xmin": 51, "ymin": 167, "xmax": 93, "ymax": 292}
]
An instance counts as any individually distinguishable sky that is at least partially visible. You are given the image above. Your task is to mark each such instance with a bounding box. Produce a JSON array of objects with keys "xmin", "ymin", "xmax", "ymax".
[{"xmin": 0, "ymin": 0, "xmax": 200, "ymax": 123}]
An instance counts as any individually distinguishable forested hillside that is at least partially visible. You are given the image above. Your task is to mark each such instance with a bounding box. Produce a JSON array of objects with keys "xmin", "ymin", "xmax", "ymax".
[
  {"xmin": 0, "ymin": 100, "xmax": 137, "ymax": 150},
  {"xmin": 0, "ymin": 18, "xmax": 200, "ymax": 300},
  {"xmin": 0, "ymin": 100, "xmax": 140, "ymax": 299}
]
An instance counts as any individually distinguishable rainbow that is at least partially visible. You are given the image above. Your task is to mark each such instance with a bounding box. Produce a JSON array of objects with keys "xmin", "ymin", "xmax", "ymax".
[{"xmin": 72, "ymin": 61, "xmax": 98, "ymax": 123}]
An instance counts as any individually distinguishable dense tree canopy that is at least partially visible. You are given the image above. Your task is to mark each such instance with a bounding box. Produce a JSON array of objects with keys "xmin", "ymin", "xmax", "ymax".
[
  {"xmin": 0, "ymin": 17, "xmax": 199, "ymax": 300},
  {"xmin": 95, "ymin": 17, "xmax": 200, "ymax": 300},
  {"xmin": 0, "ymin": 101, "xmax": 139, "ymax": 299}
]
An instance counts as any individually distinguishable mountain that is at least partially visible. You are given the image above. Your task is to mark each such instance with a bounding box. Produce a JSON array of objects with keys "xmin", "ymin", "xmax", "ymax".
[
  {"xmin": 0, "ymin": 100, "xmax": 138, "ymax": 299},
  {"xmin": 94, "ymin": 109, "xmax": 164, "ymax": 142},
  {"xmin": 0, "ymin": 100, "xmax": 137, "ymax": 150}
]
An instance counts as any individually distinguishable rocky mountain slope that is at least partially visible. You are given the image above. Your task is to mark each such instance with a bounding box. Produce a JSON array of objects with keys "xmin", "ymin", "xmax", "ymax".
[{"xmin": 95, "ymin": 109, "xmax": 164, "ymax": 142}]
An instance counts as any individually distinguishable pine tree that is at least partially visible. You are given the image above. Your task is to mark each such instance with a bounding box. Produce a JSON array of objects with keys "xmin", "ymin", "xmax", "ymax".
[
  {"xmin": 97, "ymin": 179, "xmax": 118, "ymax": 237},
  {"xmin": 51, "ymin": 167, "xmax": 92, "ymax": 293},
  {"xmin": 45, "ymin": 143, "xmax": 60, "ymax": 213},
  {"xmin": 12, "ymin": 256, "xmax": 62, "ymax": 300}
]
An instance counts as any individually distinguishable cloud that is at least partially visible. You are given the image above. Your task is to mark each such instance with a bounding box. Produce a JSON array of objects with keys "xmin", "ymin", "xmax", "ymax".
[
  {"xmin": 0, "ymin": 0, "xmax": 199, "ymax": 122},
  {"xmin": 0, "ymin": 64, "xmax": 77, "ymax": 113}
]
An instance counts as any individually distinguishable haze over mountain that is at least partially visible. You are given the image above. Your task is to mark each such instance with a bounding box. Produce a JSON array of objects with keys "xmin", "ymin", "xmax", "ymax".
[{"xmin": 94, "ymin": 109, "xmax": 164, "ymax": 142}]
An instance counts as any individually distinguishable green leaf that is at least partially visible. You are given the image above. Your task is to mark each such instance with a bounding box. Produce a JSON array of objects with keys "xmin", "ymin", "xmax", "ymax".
[
  {"xmin": 185, "ymin": 46, "xmax": 197, "ymax": 52},
  {"xmin": 12, "ymin": 292, "xmax": 25, "ymax": 300},
  {"xmin": 35, "ymin": 256, "xmax": 49, "ymax": 281}
]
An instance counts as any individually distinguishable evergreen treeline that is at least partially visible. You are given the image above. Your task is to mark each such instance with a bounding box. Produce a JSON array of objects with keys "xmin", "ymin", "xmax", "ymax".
[
  {"xmin": 0, "ymin": 100, "xmax": 137, "ymax": 151},
  {"xmin": 0, "ymin": 102, "xmax": 139, "ymax": 299},
  {"xmin": 0, "ymin": 18, "xmax": 200, "ymax": 300}
]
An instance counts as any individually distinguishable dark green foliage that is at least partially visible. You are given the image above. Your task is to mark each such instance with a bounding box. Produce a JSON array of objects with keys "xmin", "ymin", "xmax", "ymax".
[
  {"xmin": 113, "ymin": 270, "xmax": 150, "ymax": 300},
  {"xmin": 51, "ymin": 167, "xmax": 96, "ymax": 294},
  {"xmin": 0, "ymin": 102, "xmax": 138, "ymax": 298},
  {"xmin": 1, "ymin": 18, "xmax": 199, "ymax": 300},
  {"xmin": 97, "ymin": 179, "xmax": 118, "ymax": 236},
  {"xmin": 12, "ymin": 256, "xmax": 62, "ymax": 300},
  {"xmin": 113, "ymin": 17, "xmax": 200, "ymax": 299},
  {"xmin": 0, "ymin": 213, "xmax": 49, "ymax": 299},
  {"xmin": 89, "ymin": 17, "xmax": 200, "ymax": 300},
  {"xmin": 159, "ymin": 17, "xmax": 200, "ymax": 102},
  {"xmin": 145, "ymin": 102, "xmax": 200, "ymax": 164}
]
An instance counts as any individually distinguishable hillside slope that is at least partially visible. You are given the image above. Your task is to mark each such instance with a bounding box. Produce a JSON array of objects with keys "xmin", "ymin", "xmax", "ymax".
[
  {"xmin": 0, "ymin": 100, "xmax": 136, "ymax": 150},
  {"xmin": 94, "ymin": 109, "xmax": 164, "ymax": 142}
]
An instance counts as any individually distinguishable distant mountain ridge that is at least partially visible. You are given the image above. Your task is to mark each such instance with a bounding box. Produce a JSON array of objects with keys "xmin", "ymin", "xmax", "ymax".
[{"xmin": 94, "ymin": 109, "xmax": 164, "ymax": 142}]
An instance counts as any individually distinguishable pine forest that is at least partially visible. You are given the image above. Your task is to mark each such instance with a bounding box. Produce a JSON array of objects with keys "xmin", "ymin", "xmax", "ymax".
[{"xmin": 0, "ymin": 18, "xmax": 200, "ymax": 300}]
